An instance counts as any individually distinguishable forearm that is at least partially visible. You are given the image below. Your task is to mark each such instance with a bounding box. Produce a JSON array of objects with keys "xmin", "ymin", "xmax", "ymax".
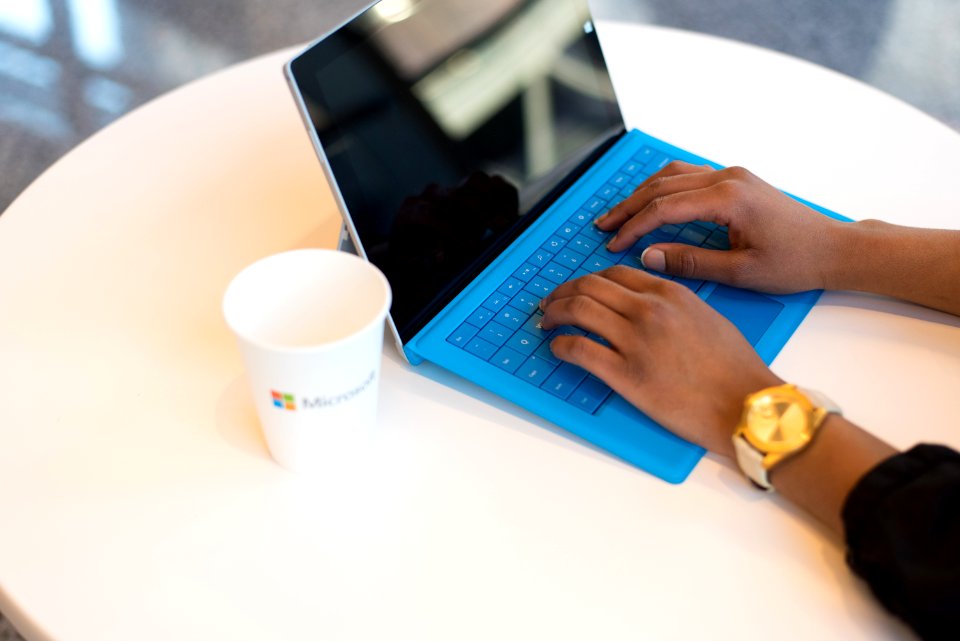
[
  {"xmin": 768, "ymin": 414, "xmax": 897, "ymax": 535},
  {"xmin": 826, "ymin": 220, "xmax": 960, "ymax": 316}
]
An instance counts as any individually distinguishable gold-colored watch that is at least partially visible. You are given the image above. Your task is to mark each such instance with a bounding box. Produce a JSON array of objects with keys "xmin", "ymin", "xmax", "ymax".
[{"xmin": 732, "ymin": 384, "xmax": 841, "ymax": 491}]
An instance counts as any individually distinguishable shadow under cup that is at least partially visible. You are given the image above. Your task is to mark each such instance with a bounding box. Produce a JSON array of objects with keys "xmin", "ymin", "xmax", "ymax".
[{"xmin": 223, "ymin": 249, "xmax": 392, "ymax": 473}]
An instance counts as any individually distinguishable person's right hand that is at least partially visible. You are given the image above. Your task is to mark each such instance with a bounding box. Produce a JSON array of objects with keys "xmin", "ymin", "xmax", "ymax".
[
  {"xmin": 539, "ymin": 265, "xmax": 782, "ymax": 457},
  {"xmin": 597, "ymin": 162, "xmax": 848, "ymax": 294}
]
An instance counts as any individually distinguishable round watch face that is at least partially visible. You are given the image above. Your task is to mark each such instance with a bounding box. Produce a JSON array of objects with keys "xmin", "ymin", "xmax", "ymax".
[{"xmin": 744, "ymin": 392, "xmax": 812, "ymax": 453}]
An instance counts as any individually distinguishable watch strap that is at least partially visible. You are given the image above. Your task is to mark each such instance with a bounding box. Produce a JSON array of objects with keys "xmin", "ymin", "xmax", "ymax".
[
  {"xmin": 798, "ymin": 387, "xmax": 843, "ymax": 419},
  {"xmin": 733, "ymin": 431, "xmax": 773, "ymax": 490}
]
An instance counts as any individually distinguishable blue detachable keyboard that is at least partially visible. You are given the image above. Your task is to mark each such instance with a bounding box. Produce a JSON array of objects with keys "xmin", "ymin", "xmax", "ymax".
[{"xmin": 445, "ymin": 146, "xmax": 730, "ymax": 415}]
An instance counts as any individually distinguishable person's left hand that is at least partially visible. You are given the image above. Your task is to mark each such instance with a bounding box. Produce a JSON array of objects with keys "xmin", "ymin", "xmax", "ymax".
[{"xmin": 539, "ymin": 265, "xmax": 782, "ymax": 457}]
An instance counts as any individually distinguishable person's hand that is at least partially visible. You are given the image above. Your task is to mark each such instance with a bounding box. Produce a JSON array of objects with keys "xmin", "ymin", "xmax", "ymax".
[
  {"xmin": 597, "ymin": 162, "xmax": 847, "ymax": 294},
  {"xmin": 539, "ymin": 266, "xmax": 782, "ymax": 456}
]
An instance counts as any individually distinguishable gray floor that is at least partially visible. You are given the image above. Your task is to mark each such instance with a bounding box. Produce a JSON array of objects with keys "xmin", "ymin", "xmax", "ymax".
[{"xmin": 0, "ymin": 0, "xmax": 958, "ymax": 638}]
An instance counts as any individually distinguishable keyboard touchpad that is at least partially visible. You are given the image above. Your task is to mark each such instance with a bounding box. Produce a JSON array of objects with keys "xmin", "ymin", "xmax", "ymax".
[{"xmin": 705, "ymin": 285, "xmax": 784, "ymax": 346}]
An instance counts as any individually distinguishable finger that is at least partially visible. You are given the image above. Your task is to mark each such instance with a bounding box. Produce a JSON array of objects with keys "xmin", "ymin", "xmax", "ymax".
[
  {"xmin": 590, "ymin": 263, "xmax": 676, "ymax": 296},
  {"xmin": 639, "ymin": 242, "xmax": 752, "ymax": 284},
  {"xmin": 595, "ymin": 161, "xmax": 715, "ymax": 231},
  {"xmin": 547, "ymin": 334, "xmax": 624, "ymax": 384},
  {"xmin": 606, "ymin": 182, "xmax": 734, "ymax": 252},
  {"xmin": 539, "ymin": 289, "xmax": 634, "ymax": 338},
  {"xmin": 543, "ymin": 268, "xmax": 682, "ymax": 354},
  {"xmin": 540, "ymin": 269, "xmax": 654, "ymax": 318}
]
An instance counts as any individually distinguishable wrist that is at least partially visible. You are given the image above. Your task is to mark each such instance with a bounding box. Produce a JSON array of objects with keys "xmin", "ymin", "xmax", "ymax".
[
  {"xmin": 819, "ymin": 218, "xmax": 869, "ymax": 291},
  {"xmin": 822, "ymin": 219, "xmax": 902, "ymax": 292},
  {"xmin": 769, "ymin": 414, "xmax": 896, "ymax": 533}
]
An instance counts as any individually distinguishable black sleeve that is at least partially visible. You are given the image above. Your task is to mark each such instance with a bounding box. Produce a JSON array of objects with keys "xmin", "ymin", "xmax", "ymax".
[{"xmin": 842, "ymin": 444, "xmax": 960, "ymax": 640}]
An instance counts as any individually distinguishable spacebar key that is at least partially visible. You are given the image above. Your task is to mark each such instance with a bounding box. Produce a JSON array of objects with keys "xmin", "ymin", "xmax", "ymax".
[{"xmin": 541, "ymin": 363, "xmax": 588, "ymax": 400}]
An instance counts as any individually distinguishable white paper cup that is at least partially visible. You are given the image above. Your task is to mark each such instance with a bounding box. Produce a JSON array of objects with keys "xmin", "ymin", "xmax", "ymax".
[{"xmin": 223, "ymin": 249, "xmax": 391, "ymax": 473}]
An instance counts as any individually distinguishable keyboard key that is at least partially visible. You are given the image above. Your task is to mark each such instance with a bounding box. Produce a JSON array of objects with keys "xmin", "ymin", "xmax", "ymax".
[
  {"xmin": 659, "ymin": 223, "xmax": 683, "ymax": 236},
  {"xmin": 466, "ymin": 307, "xmax": 494, "ymax": 327},
  {"xmin": 638, "ymin": 232, "xmax": 668, "ymax": 249},
  {"xmin": 556, "ymin": 249, "xmax": 587, "ymax": 269},
  {"xmin": 447, "ymin": 323, "xmax": 478, "ymax": 348},
  {"xmin": 482, "ymin": 292, "xmax": 511, "ymax": 311},
  {"xmin": 647, "ymin": 226, "xmax": 679, "ymax": 243},
  {"xmin": 595, "ymin": 184, "xmax": 619, "ymax": 200},
  {"xmin": 704, "ymin": 228, "xmax": 731, "ymax": 250},
  {"xmin": 524, "ymin": 312, "xmax": 551, "ymax": 341},
  {"xmin": 465, "ymin": 337, "xmax": 497, "ymax": 360},
  {"xmin": 568, "ymin": 376, "xmax": 613, "ymax": 414},
  {"xmin": 633, "ymin": 146, "xmax": 655, "ymax": 163},
  {"xmin": 622, "ymin": 160, "xmax": 643, "ymax": 175},
  {"xmin": 583, "ymin": 255, "xmax": 614, "ymax": 273},
  {"xmin": 557, "ymin": 223, "xmax": 579, "ymax": 239},
  {"xmin": 584, "ymin": 197, "xmax": 606, "ymax": 214},
  {"xmin": 513, "ymin": 263, "xmax": 538, "ymax": 282},
  {"xmin": 617, "ymin": 243, "xmax": 646, "ymax": 266},
  {"xmin": 596, "ymin": 242, "xmax": 628, "ymax": 262},
  {"xmin": 480, "ymin": 322, "xmax": 513, "ymax": 347},
  {"xmin": 534, "ymin": 339, "xmax": 560, "ymax": 365},
  {"xmin": 570, "ymin": 235, "xmax": 599, "ymax": 255},
  {"xmin": 610, "ymin": 173, "xmax": 630, "ymax": 189},
  {"xmin": 567, "ymin": 210, "xmax": 592, "ymax": 226},
  {"xmin": 507, "ymin": 330, "xmax": 541, "ymax": 355},
  {"xmin": 508, "ymin": 291, "xmax": 540, "ymax": 315},
  {"xmin": 551, "ymin": 325, "xmax": 587, "ymax": 339},
  {"xmin": 524, "ymin": 277, "xmax": 553, "ymax": 297},
  {"xmin": 579, "ymin": 223, "xmax": 610, "ymax": 242},
  {"xmin": 495, "ymin": 308, "xmax": 524, "ymax": 329},
  {"xmin": 644, "ymin": 152, "xmax": 672, "ymax": 173},
  {"xmin": 498, "ymin": 277, "xmax": 524, "ymax": 296},
  {"xmin": 677, "ymin": 225, "xmax": 710, "ymax": 246},
  {"xmin": 528, "ymin": 250, "xmax": 553, "ymax": 268},
  {"xmin": 541, "ymin": 262, "xmax": 573, "ymax": 284},
  {"xmin": 491, "ymin": 346, "xmax": 526, "ymax": 374},
  {"xmin": 541, "ymin": 363, "xmax": 589, "ymax": 400},
  {"xmin": 542, "ymin": 236, "xmax": 567, "ymax": 252},
  {"xmin": 516, "ymin": 354, "xmax": 558, "ymax": 386}
]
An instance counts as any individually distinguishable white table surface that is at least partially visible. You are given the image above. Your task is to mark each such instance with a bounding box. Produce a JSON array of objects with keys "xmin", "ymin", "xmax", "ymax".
[{"xmin": 2, "ymin": 21, "xmax": 960, "ymax": 641}]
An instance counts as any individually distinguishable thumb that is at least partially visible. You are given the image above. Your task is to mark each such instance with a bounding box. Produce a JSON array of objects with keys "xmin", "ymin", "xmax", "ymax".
[{"xmin": 640, "ymin": 243, "xmax": 743, "ymax": 283}]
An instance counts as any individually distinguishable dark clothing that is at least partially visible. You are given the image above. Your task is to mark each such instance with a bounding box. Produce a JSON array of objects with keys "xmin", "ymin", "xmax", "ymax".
[{"xmin": 843, "ymin": 444, "xmax": 960, "ymax": 640}]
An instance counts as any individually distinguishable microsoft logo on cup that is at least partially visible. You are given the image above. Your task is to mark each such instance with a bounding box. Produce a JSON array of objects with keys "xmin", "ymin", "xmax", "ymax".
[
  {"xmin": 271, "ymin": 390, "xmax": 297, "ymax": 411},
  {"xmin": 270, "ymin": 371, "xmax": 375, "ymax": 412}
]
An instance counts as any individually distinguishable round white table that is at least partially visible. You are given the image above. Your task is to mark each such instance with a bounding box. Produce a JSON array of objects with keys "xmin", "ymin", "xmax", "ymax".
[{"xmin": 2, "ymin": 21, "xmax": 959, "ymax": 641}]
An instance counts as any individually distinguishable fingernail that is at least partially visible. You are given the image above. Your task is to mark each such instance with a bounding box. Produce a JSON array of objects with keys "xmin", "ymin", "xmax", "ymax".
[
  {"xmin": 594, "ymin": 213, "xmax": 608, "ymax": 226},
  {"xmin": 538, "ymin": 298, "xmax": 545, "ymax": 311},
  {"xmin": 606, "ymin": 235, "xmax": 618, "ymax": 250},
  {"xmin": 640, "ymin": 247, "xmax": 666, "ymax": 272}
]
